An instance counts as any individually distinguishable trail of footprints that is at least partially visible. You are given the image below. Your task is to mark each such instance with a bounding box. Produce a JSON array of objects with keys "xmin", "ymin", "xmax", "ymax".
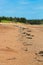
[
  {"xmin": 0, "ymin": 25, "xmax": 43, "ymax": 63},
  {"xmin": 19, "ymin": 26, "xmax": 43, "ymax": 63},
  {"xmin": 19, "ymin": 26, "xmax": 34, "ymax": 52}
]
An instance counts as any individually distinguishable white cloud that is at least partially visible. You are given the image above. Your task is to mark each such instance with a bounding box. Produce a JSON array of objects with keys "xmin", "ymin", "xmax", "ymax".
[
  {"xmin": 18, "ymin": 0, "xmax": 30, "ymax": 5},
  {"xmin": 34, "ymin": 6, "xmax": 43, "ymax": 10},
  {"xmin": 19, "ymin": 1, "xmax": 29, "ymax": 5},
  {"xmin": 37, "ymin": 6, "xmax": 43, "ymax": 10},
  {"xmin": 5, "ymin": 10, "xmax": 16, "ymax": 14}
]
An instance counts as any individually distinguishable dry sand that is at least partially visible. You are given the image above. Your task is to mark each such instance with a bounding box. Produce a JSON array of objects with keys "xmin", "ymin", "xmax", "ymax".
[{"xmin": 0, "ymin": 23, "xmax": 43, "ymax": 65}]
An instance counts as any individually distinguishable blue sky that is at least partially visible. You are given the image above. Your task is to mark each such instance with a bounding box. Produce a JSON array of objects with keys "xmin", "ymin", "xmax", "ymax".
[{"xmin": 0, "ymin": 0, "xmax": 43, "ymax": 19}]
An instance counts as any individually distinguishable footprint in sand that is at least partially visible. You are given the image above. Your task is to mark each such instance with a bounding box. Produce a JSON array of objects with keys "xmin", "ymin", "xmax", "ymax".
[{"xmin": 0, "ymin": 47, "xmax": 18, "ymax": 53}]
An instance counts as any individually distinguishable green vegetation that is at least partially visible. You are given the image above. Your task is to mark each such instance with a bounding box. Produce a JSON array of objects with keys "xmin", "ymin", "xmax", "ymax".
[
  {"xmin": 1, "ymin": 20, "xmax": 10, "ymax": 23},
  {"xmin": 0, "ymin": 16, "xmax": 43, "ymax": 24}
]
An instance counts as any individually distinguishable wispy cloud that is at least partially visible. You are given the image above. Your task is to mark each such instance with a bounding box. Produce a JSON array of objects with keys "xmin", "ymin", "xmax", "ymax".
[
  {"xmin": 18, "ymin": 0, "xmax": 30, "ymax": 5},
  {"xmin": 19, "ymin": 1, "xmax": 29, "ymax": 5},
  {"xmin": 35, "ymin": 6, "xmax": 43, "ymax": 10},
  {"xmin": 5, "ymin": 10, "xmax": 16, "ymax": 14}
]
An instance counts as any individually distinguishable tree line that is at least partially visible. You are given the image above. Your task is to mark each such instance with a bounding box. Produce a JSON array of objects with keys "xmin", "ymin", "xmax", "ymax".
[{"xmin": 0, "ymin": 16, "xmax": 43, "ymax": 24}]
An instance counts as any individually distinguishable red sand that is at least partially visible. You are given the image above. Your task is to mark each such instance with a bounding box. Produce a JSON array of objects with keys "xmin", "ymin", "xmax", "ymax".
[{"xmin": 0, "ymin": 23, "xmax": 43, "ymax": 65}]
